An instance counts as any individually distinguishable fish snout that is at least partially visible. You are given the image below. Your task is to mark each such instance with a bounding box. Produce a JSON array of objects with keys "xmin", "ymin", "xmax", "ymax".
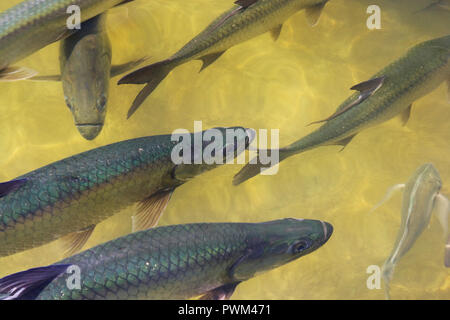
[
  {"xmin": 76, "ymin": 124, "xmax": 103, "ymax": 140},
  {"xmin": 320, "ymin": 220, "xmax": 333, "ymax": 243}
]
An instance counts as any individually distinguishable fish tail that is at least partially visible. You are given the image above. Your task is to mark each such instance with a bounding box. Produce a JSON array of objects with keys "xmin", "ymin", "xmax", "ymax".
[
  {"xmin": 118, "ymin": 59, "xmax": 175, "ymax": 119},
  {"xmin": 232, "ymin": 148, "xmax": 292, "ymax": 186},
  {"xmin": 381, "ymin": 261, "xmax": 395, "ymax": 300},
  {"xmin": 0, "ymin": 265, "xmax": 70, "ymax": 300}
]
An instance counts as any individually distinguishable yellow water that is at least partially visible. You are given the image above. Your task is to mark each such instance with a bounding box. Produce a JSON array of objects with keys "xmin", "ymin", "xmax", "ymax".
[{"xmin": 0, "ymin": 0, "xmax": 449, "ymax": 299}]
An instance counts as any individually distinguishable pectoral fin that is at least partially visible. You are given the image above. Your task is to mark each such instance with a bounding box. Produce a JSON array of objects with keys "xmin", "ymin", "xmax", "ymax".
[
  {"xmin": 369, "ymin": 184, "xmax": 405, "ymax": 214},
  {"xmin": 199, "ymin": 51, "xmax": 226, "ymax": 72},
  {"xmin": 331, "ymin": 134, "xmax": 357, "ymax": 151},
  {"xmin": 308, "ymin": 76, "xmax": 386, "ymax": 126},
  {"xmin": 60, "ymin": 225, "xmax": 96, "ymax": 257},
  {"xmin": 270, "ymin": 24, "xmax": 283, "ymax": 41},
  {"xmin": 0, "ymin": 179, "xmax": 27, "ymax": 198},
  {"xmin": 198, "ymin": 282, "xmax": 241, "ymax": 300},
  {"xmin": 110, "ymin": 56, "xmax": 150, "ymax": 77},
  {"xmin": 0, "ymin": 66, "xmax": 38, "ymax": 81},
  {"xmin": 434, "ymin": 193, "xmax": 450, "ymax": 267},
  {"xmin": 29, "ymin": 74, "xmax": 61, "ymax": 82},
  {"xmin": 132, "ymin": 189, "xmax": 174, "ymax": 232},
  {"xmin": 305, "ymin": 3, "xmax": 327, "ymax": 26},
  {"xmin": 400, "ymin": 104, "xmax": 412, "ymax": 126}
]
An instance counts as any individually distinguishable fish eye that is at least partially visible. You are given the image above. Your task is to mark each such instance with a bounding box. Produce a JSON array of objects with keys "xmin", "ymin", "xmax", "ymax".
[{"xmin": 291, "ymin": 239, "xmax": 312, "ymax": 254}]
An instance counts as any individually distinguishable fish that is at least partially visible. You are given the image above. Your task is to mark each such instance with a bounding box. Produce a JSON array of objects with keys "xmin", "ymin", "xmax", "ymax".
[
  {"xmin": 0, "ymin": 126, "xmax": 255, "ymax": 258},
  {"xmin": 32, "ymin": 14, "xmax": 147, "ymax": 140},
  {"xmin": 0, "ymin": 0, "xmax": 133, "ymax": 81},
  {"xmin": 233, "ymin": 35, "xmax": 450, "ymax": 185},
  {"xmin": 118, "ymin": 0, "xmax": 330, "ymax": 118},
  {"xmin": 0, "ymin": 218, "xmax": 333, "ymax": 300},
  {"xmin": 370, "ymin": 163, "xmax": 450, "ymax": 299}
]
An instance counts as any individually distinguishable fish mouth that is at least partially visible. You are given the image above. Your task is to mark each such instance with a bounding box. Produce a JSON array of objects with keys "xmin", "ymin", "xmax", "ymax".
[
  {"xmin": 76, "ymin": 123, "xmax": 103, "ymax": 140},
  {"xmin": 320, "ymin": 220, "xmax": 333, "ymax": 243}
]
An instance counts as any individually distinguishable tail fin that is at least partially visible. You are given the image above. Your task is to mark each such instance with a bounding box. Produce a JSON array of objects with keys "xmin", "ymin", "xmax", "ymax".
[
  {"xmin": 118, "ymin": 60, "xmax": 174, "ymax": 119},
  {"xmin": 0, "ymin": 265, "xmax": 69, "ymax": 300},
  {"xmin": 232, "ymin": 149, "xmax": 292, "ymax": 186},
  {"xmin": 381, "ymin": 262, "xmax": 395, "ymax": 300}
]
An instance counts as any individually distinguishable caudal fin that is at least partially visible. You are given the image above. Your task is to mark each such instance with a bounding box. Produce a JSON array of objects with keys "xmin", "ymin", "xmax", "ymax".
[
  {"xmin": 118, "ymin": 60, "xmax": 175, "ymax": 119},
  {"xmin": 232, "ymin": 149, "xmax": 292, "ymax": 186},
  {"xmin": 0, "ymin": 265, "xmax": 70, "ymax": 300}
]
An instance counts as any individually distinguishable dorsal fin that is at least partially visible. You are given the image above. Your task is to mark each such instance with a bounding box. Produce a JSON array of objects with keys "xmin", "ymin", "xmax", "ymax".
[
  {"xmin": 270, "ymin": 24, "xmax": 283, "ymax": 41},
  {"xmin": 305, "ymin": 3, "xmax": 327, "ymax": 26},
  {"xmin": 0, "ymin": 179, "xmax": 27, "ymax": 198},
  {"xmin": 234, "ymin": 0, "xmax": 259, "ymax": 8},
  {"xmin": 308, "ymin": 76, "xmax": 386, "ymax": 125}
]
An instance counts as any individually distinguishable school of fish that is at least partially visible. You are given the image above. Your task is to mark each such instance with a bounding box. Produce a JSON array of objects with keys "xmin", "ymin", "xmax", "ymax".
[{"xmin": 0, "ymin": 0, "xmax": 448, "ymax": 300}]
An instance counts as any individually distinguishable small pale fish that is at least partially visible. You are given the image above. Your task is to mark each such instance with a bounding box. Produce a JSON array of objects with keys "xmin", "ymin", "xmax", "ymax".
[
  {"xmin": 0, "ymin": 127, "xmax": 255, "ymax": 258},
  {"xmin": 233, "ymin": 35, "xmax": 450, "ymax": 185},
  {"xmin": 0, "ymin": 0, "xmax": 134, "ymax": 81},
  {"xmin": 0, "ymin": 218, "xmax": 333, "ymax": 300},
  {"xmin": 31, "ymin": 14, "xmax": 147, "ymax": 140},
  {"xmin": 118, "ymin": 0, "xmax": 330, "ymax": 118},
  {"xmin": 370, "ymin": 163, "xmax": 450, "ymax": 300}
]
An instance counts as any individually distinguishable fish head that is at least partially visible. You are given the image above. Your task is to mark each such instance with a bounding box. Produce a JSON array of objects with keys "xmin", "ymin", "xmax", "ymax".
[
  {"xmin": 61, "ymin": 34, "xmax": 112, "ymax": 140},
  {"xmin": 231, "ymin": 218, "xmax": 333, "ymax": 281},
  {"xmin": 172, "ymin": 127, "xmax": 255, "ymax": 181},
  {"xmin": 415, "ymin": 163, "xmax": 442, "ymax": 191}
]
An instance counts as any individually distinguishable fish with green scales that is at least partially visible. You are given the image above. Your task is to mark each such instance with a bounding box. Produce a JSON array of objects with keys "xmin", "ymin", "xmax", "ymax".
[
  {"xmin": 233, "ymin": 35, "xmax": 450, "ymax": 185},
  {"xmin": 0, "ymin": 218, "xmax": 332, "ymax": 300},
  {"xmin": 0, "ymin": 127, "xmax": 254, "ymax": 257},
  {"xmin": 0, "ymin": 0, "xmax": 135, "ymax": 81}
]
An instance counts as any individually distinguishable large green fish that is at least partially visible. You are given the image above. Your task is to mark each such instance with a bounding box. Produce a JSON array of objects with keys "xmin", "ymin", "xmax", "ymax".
[
  {"xmin": 0, "ymin": 127, "xmax": 255, "ymax": 257},
  {"xmin": 33, "ymin": 14, "xmax": 147, "ymax": 140},
  {"xmin": 0, "ymin": 0, "xmax": 133, "ymax": 81},
  {"xmin": 233, "ymin": 35, "xmax": 450, "ymax": 185},
  {"xmin": 0, "ymin": 218, "xmax": 333, "ymax": 300},
  {"xmin": 118, "ymin": 0, "xmax": 330, "ymax": 118},
  {"xmin": 370, "ymin": 163, "xmax": 450, "ymax": 299}
]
